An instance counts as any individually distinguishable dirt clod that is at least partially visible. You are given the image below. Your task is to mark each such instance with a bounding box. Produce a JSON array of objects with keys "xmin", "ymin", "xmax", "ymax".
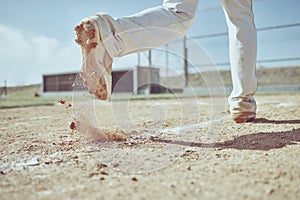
[
  {"xmin": 58, "ymin": 99, "xmax": 66, "ymax": 104},
  {"xmin": 58, "ymin": 99, "xmax": 72, "ymax": 109},
  {"xmin": 100, "ymin": 171, "xmax": 109, "ymax": 176},
  {"xmin": 103, "ymin": 130, "xmax": 130, "ymax": 141},
  {"xmin": 70, "ymin": 122, "xmax": 76, "ymax": 131},
  {"xmin": 97, "ymin": 163, "xmax": 108, "ymax": 169},
  {"xmin": 88, "ymin": 172, "xmax": 99, "ymax": 178},
  {"xmin": 132, "ymin": 177, "xmax": 138, "ymax": 182}
]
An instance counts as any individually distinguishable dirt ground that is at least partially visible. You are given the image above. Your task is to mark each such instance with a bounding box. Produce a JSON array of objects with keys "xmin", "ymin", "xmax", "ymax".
[{"xmin": 0, "ymin": 93, "xmax": 299, "ymax": 200}]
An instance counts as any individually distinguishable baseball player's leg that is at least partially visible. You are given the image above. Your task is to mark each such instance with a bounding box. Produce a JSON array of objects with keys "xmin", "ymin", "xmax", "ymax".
[
  {"xmin": 221, "ymin": 0, "xmax": 257, "ymax": 123},
  {"xmin": 75, "ymin": 0, "xmax": 199, "ymax": 99},
  {"xmin": 91, "ymin": 0, "xmax": 199, "ymax": 59}
]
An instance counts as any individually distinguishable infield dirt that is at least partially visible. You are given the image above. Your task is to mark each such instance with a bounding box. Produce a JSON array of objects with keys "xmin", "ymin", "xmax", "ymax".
[{"xmin": 0, "ymin": 93, "xmax": 299, "ymax": 199}]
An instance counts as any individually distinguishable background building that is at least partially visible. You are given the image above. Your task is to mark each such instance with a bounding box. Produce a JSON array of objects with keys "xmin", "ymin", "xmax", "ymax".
[{"xmin": 42, "ymin": 66, "xmax": 163, "ymax": 96}]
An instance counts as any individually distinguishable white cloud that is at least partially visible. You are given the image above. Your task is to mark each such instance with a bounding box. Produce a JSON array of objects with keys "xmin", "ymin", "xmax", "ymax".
[{"xmin": 0, "ymin": 25, "xmax": 81, "ymax": 86}]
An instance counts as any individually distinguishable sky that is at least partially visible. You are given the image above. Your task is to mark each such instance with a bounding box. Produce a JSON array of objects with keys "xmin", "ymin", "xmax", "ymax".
[{"xmin": 0, "ymin": 0, "xmax": 300, "ymax": 86}]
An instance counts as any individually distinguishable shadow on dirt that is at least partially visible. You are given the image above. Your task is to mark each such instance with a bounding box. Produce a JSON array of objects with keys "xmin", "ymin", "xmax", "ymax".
[
  {"xmin": 211, "ymin": 127, "xmax": 300, "ymax": 150},
  {"xmin": 153, "ymin": 119, "xmax": 300, "ymax": 151},
  {"xmin": 252, "ymin": 118, "xmax": 300, "ymax": 125}
]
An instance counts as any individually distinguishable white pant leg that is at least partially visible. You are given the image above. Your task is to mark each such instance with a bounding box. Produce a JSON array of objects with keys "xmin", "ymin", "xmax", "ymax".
[
  {"xmin": 89, "ymin": 0, "xmax": 199, "ymax": 58},
  {"xmin": 221, "ymin": 0, "xmax": 257, "ymax": 115}
]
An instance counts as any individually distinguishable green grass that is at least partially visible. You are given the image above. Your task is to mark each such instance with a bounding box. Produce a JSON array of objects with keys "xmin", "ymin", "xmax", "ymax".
[
  {"xmin": 0, "ymin": 84, "xmax": 65, "ymax": 109},
  {"xmin": 0, "ymin": 97, "xmax": 59, "ymax": 109}
]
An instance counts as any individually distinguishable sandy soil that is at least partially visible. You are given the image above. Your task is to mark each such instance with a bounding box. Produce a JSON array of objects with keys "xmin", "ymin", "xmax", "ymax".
[{"xmin": 0, "ymin": 93, "xmax": 299, "ymax": 200}]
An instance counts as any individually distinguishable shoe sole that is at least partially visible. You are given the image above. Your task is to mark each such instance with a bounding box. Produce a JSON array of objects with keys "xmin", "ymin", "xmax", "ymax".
[
  {"xmin": 75, "ymin": 18, "xmax": 111, "ymax": 100},
  {"xmin": 232, "ymin": 112, "xmax": 256, "ymax": 123}
]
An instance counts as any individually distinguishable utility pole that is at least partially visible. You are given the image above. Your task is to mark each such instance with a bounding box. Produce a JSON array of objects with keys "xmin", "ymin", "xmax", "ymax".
[
  {"xmin": 4, "ymin": 79, "xmax": 7, "ymax": 97},
  {"xmin": 148, "ymin": 50, "xmax": 152, "ymax": 66},
  {"xmin": 148, "ymin": 50, "xmax": 152, "ymax": 82},
  {"xmin": 137, "ymin": 53, "xmax": 141, "ymax": 67},
  {"xmin": 148, "ymin": 50, "xmax": 152, "ymax": 94},
  {"xmin": 165, "ymin": 44, "xmax": 169, "ymax": 88},
  {"xmin": 183, "ymin": 36, "xmax": 188, "ymax": 87}
]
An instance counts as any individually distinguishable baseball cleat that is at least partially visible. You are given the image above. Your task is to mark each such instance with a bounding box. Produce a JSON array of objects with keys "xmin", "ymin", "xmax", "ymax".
[{"xmin": 75, "ymin": 18, "xmax": 112, "ymax": 100}]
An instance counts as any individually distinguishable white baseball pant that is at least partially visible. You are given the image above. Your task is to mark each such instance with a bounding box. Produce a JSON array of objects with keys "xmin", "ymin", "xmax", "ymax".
[{"xmin": 88, "ymin": 0, "xmax": 257, "ymax": 116}]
